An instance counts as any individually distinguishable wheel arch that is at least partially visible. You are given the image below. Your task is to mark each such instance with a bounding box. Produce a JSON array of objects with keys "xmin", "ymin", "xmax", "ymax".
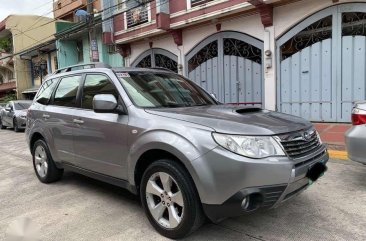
[
  {"xmin": 131, "ymin": 145, "xmax": 203, "ymax": 203},
  {"xmin": 29, "ymin": 132, "xmax": 45, "ymax": 154}
]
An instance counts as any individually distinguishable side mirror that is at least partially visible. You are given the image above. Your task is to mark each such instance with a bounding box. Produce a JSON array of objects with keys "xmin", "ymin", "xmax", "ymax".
[
  {"xmin": 93, "ymin": 94, "xmax": 119, "ymax": 113},
  {"xmin": 5, "ymin": 107, "xmax": 11, "ymax": 112}
]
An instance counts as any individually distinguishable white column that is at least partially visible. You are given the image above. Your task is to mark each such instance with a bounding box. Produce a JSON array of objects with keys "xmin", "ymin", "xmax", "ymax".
[
  {"xmin": 263, "ymin": 26, "xmax": 276, "ymax": 111},
  {"xmin": 177, "ymin": 45, "xmax": 184, "ymax": 76}
]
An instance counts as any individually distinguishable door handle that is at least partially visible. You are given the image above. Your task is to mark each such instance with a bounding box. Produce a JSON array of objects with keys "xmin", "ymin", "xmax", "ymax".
[
  {"xmin": 42, "ymin": 114, "xmax": 50, "ymax": 119},
  {"xmin": 73, "ymin": 119, "xmax": 84, "ymax": 124}
]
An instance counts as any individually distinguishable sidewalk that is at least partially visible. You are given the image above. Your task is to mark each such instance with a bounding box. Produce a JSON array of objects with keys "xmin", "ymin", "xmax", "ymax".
[{"xmin": 313, "ymin": 123, "xmax": 351, "ymax": 160}]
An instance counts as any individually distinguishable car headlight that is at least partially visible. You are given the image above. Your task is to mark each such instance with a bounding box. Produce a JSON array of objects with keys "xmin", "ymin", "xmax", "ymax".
[
  {"xmin": 212, "ymin": 133, "xmax": 286, "ymax": 159},
  {"xmin": 316, "ymin": 131, "xmax": 323, "ymax": 145}
]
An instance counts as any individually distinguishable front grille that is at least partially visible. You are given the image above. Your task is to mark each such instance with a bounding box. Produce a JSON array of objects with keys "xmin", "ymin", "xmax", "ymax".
[
  {"xmin": 294, "ymin": 150, "xmax": 326, "ymax": 168},
  {"xmin": 280, "ymin": 130, "xmax": 322, "ymax": 159}
]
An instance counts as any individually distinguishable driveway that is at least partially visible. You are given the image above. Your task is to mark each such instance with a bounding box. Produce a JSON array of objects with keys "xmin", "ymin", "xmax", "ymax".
[{"xmin": 0, "ymin": 129, "xmax": 366, "ymax": 241}]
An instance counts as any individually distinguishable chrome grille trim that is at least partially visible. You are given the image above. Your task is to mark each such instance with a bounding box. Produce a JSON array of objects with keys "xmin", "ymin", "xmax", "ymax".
[{"xmin": 279, "ymin": 129, "xmax": 322, "ymax": 159}]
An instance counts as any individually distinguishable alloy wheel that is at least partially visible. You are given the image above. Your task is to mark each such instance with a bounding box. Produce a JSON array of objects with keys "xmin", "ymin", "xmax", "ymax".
[
  {"xmin": 145, "ymin": 172, "xmax": 184, "ymax": 229},
  {"xmin": 34, "ymin": 145, "xmax": 48, "ymax": 178}
]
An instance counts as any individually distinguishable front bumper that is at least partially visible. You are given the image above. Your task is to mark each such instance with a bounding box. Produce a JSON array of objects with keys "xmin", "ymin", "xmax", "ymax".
[
  {"xmin": 345, "ymin": 125, "xmax": 366, "ymax": 164},
  {"xmin": 16, "ymin": 116, "xmax": 27, "ymax": 129},
  {"xmin": 193, "ymin": 145, "xmax": 328, "ymax": 223}
]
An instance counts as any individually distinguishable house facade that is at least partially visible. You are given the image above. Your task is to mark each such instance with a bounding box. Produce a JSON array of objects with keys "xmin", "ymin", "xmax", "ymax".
[
  {"xmin": 54, "ymin": 0, "xmax": 123, "ymax": 68},
  {"xmin": 0, "ymin": 15, "xmax": 58, "ymax": 99},
  {"xmin": 101, "ymin": 0, "xmax": 366, "ymax": 123}
]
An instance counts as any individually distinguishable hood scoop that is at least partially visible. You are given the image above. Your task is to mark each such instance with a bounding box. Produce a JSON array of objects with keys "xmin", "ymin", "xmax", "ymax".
[{"xmin": 235, "ymin": 108, "xmax": 262, "ymax": 114}]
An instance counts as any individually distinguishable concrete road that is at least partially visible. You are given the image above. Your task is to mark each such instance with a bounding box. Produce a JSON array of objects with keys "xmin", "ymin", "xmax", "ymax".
[{"xmin": 0, "ymin": 129, "xmax": 366, "ymax": 241}]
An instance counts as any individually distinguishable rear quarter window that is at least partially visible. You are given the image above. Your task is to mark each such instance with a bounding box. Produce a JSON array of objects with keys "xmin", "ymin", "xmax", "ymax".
[
  {"xmin": 53, "ymin": 75, "xmax": 82, "ymax": 107},
  {"xmin": 35, "ymin": 78, "xmax": 59, "ymax": 105}
]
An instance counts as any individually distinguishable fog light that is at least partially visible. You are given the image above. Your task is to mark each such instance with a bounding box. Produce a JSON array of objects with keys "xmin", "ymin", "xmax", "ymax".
[{"xmin": 241, "ymin": 197, "xmax": 249, "ymax": 210}]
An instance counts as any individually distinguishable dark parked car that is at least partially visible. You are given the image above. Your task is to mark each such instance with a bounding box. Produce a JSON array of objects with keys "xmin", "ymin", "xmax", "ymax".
[
  {"xmin": 26, "ymin": 63, "xmax": 328, "ymax": 239},
  {"xmin": 0, "ymin": 100, "xmax": 32, "ymax": 132}
]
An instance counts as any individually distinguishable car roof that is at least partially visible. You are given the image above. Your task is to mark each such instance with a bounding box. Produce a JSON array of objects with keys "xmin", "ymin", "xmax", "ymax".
[{"xmin": 46, "ymin": 66, "xmax": 176, "ymax": 81}]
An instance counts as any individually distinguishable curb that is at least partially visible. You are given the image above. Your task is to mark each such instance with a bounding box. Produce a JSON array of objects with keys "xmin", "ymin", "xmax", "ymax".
[{"xmin": 328, "ymin": 150, "xmax": 348, "ymax": 160}]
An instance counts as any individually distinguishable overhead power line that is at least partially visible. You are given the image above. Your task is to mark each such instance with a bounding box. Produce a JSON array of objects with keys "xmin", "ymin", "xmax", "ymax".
[
  {"xmin": 13, "ymin": 0, "xmax": 99, "ymax": 37},
  {"xmin": 1, "ymin": 0, "xmax": 161, "ymax": 61}
]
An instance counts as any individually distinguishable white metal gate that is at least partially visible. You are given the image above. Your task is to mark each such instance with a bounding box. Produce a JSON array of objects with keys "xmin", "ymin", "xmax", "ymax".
[
  {"xmin": 186, "ymin": 31, "xmax": 263, "ymax": 105},
  {"xmin": 277, "ymin": 3, "xmax": 366, "ymax": 122}
]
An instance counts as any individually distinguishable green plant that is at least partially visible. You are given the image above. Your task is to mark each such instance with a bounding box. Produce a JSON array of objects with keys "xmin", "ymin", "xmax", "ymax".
[
  {"xmin": 0, "ymin": 38, "xmax": 12, "ymax": 52},
  {"xmin": 0, "ymin": 92, "xmax": 17, "ymax": 102}
]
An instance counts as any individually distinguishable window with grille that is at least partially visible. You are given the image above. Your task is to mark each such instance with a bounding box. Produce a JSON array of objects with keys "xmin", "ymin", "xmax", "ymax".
[
  {"xmin": 126, "ymin": 3, "xmax": 149, "ymax": 28},
  {"xmin": 190, "ymin": 0, "xmax": 214, "ymax": 8}
]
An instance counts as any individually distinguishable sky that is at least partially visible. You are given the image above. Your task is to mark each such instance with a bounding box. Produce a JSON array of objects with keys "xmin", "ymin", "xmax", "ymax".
[{"xmin": 0, "ymin": 0, "xmax": 54, "ymax": 21}]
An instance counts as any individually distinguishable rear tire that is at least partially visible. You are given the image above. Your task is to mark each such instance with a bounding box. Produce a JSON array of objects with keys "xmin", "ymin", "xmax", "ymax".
[
  {"xmin": 140, "ymin": 159, "xmax": 205, "ymax": 239},
  {"xmin": 13, "ymin": 118, "xmax": 19, "ymax": 132},
  {"xmin": 32, "ymin": 139, "xmax": 63, "ymax": 183}
]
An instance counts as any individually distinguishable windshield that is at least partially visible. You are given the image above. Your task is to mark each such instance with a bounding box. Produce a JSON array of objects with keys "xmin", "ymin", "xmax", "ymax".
[
  {"xmin": 116, "ymin": 72, "xmax": 217, "ymax": 108},
  {"xmin": 13, "ymin": 102, "xmax": 31, "ymax": 110}
]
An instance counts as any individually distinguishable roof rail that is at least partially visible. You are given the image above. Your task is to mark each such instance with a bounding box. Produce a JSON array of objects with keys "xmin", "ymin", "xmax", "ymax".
[
  {"xmin": 148, "ymin": 67, "xmax": 176, "ymax": 73},
  {"xmin": 53, "ymin": 62, "xmax": 112, "ymax": 75}
]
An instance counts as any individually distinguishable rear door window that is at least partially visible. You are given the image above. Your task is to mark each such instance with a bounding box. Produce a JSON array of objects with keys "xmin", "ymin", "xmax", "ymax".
[
  {"xmin": 81, "ymin": 74, "xmax": 119, "ymax": 110},
  {"xmin": 53, "ymin": 75, "xmax": 82, "ymax": 107},
  {"xmin": 35, "ymin": 78, "xmax": 59, "ymax": 105}
]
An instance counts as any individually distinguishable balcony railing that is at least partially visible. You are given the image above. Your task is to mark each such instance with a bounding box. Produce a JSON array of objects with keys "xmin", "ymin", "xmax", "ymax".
[
  {"xmin": 126, "ymin": 4, "xmax": 149, "ymax": 28},
  {"xmin": 191, "ymin": 0, "xmax": 214, "ymax": 8}
]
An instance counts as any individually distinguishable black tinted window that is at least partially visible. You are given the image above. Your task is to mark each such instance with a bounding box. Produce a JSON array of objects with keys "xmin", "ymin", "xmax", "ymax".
[
  {"xmin": 53, "ymin": 75, "xmax": 81, "ymax": 107},
  {"xmin": 35, "ymin": 78, "xmax": 59, "ymax": 105},
  {"xmin": 81, "ymin": 74, "xmax": 119, "ymax": 110}
]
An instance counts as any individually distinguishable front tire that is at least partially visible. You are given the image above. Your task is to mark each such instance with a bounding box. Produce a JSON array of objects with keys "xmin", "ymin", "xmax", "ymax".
[
  {"xmin": 13, "ymin": 118, "xmax": 19, "ymax": 132},
  {"xmin": 0, "ymin": 118, "xmax": 5, "ymax": 129},
  {"xmin": 140, "ymin": 160, "xmax": 205, "ymax": 239},
  {"xmin": 32, "ymin": 139, "xmax": 63, "ymax": 183}
]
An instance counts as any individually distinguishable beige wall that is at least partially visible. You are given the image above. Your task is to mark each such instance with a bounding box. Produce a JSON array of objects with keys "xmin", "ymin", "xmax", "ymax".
[
  {"xmin": 53, "ymin": 0, "xmax": 101, "ymax": 19},
  {"xmin": 5, "ymin": 15, "xmax": 56, "ymax": 99}
]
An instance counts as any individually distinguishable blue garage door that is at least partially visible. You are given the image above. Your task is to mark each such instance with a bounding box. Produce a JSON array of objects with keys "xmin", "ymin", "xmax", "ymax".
[
  {"xmin": 186, "ymin": 31, "xmax": 263, "ymax": 106},
  {"xmin": 277, "ymin": 4, "xmax": 366, "ymax": 122}
]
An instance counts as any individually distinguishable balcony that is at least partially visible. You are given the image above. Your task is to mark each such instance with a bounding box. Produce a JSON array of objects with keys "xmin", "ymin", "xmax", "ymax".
[{"xmin": 126, "ymin": 4, "xmax": 149, "ymax": 28}]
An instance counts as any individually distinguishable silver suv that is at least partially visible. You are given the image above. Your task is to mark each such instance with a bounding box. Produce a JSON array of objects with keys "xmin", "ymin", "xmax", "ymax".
[{"xmin": 26, "ymin": 64, "xmax": 329, "ymax": 239}]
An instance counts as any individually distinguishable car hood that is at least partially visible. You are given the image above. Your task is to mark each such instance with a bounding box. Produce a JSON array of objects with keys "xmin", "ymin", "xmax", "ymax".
[
  {"xmin": 14, "ymin": 110, "xmax": 27, "ymax": 116},
  {"xmin": 145, "ymin": 105, "xmax": 312, "ymax": 135}
]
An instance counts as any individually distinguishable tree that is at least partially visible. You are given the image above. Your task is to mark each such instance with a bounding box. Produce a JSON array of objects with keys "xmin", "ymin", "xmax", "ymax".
[{"xmin": 0, "ymin": 38, "xmax": 12, "ymax": 52}]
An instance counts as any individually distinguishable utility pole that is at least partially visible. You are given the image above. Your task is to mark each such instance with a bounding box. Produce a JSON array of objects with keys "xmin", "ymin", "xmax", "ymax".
[{"xmin": 87, "ymin": 0, "xmax": 99, "ymax": 62}]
